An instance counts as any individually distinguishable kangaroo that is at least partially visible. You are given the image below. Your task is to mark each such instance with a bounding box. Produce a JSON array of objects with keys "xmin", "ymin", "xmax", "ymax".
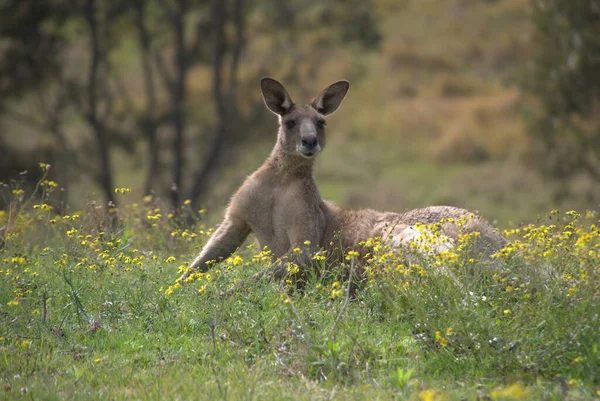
[{"xmin": 180, "ymin": 78, "xmax": 505, "ymax": 283}]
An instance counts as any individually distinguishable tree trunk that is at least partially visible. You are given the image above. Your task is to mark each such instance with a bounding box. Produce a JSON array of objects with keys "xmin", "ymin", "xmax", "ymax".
[
  {"xmin": 170, "ymin": 0, "xmax": 187, "ymax": 210},
  {"xmin": 85, "ymin": 0, "xmax": 115, "ymax": 208},
  {"xmin": 134, "ymin": 0, "xmax": 159, "ymax": 196},
  {"xmin": 189, "ymin": 0, "xmax": 227, "ymax": 214},
  {"xmin": 228, "ymin": 0, "xmax": 244, "ymax": 99}
]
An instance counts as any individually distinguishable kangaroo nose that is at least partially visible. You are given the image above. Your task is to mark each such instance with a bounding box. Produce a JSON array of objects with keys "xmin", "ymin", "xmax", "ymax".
[{"xmin": 302, "ymin": 136, "xmax": 318, "ymax": 149}]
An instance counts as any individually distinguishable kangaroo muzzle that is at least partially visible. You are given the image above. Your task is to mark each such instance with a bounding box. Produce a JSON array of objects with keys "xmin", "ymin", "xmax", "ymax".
[{"xmin": 298, "ymin": 120, "xmax": 321, "ymax": 158}]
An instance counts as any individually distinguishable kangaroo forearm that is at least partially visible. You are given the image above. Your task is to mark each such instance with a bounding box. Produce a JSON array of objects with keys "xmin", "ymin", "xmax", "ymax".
[{"xmin": 188, "ymin": 216, "xmax": 250, "ymax": 272}]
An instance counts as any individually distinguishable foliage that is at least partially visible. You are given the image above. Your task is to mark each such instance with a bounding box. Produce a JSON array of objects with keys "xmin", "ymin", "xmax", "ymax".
[
  {"xmin": 0, "ymin": 0, "xmax": 73, "ymax": 101},
  {"xmin": 1, "ymin": 172, "xmax": 599, "ymax": 399},
  {"xmin": 0, "ymin": 0, "xmax": 381, "ymax": 211},
  {"xmin": 525, "ymin": 0, "xmax": 600, "ymax": 182}
]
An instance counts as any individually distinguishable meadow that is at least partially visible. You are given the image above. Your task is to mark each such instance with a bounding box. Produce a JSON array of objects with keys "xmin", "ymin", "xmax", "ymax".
[{"xmin": 1, "ymin": 168, "xmax": 599, "ymax": 400}]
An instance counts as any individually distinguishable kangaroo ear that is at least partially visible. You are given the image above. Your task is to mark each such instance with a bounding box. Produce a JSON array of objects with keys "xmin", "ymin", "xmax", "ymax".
[
  {"xmin": 311, "ymin": 80, "xmax": 350, "ymax": 115},
  {"xmin": 261, "ymin": 78, "xmax": 294, "ymax": 115}
]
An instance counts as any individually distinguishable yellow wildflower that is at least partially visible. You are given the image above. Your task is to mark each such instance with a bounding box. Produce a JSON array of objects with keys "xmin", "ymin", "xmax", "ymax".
[
  {"xmin": 435, "ymin": 331, "xmax": 448, "ymax": 347},
  {"xmin": 491, "ymin": 383, "xmax": 529, "ymax": 400},
  {"xmin": 286, "ymin": 263, "xmax": 300, "ymax": 275},
  {"xmin": 418, "ymin": 390, "xmax": 437, "ymax": 401},
  {"xmin": 313, "ymin": 253, "xmax": 326, "ymax": 261}
]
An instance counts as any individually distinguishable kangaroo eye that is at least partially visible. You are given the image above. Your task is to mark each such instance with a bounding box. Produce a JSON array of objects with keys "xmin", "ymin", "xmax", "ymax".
[
  {"xmin": 285, "ymin": 120, "xmax": 296, "ymax": 129},
  {"xmin": 317, "ymin": 119, "xmax": 326, "ymax": 128}
]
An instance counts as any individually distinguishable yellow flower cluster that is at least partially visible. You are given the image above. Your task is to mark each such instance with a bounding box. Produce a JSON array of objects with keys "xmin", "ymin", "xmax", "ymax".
[
  {"xmin": 253, "ymin": 247, "xmax": 274, "ymax": 264},
  {"xmin": 170, "ymin": 228, "xmax": 198, "ymax": 242},
  {"xmin": 494, "ymin": 212, "xmax": 600, "ymax": 263},
  {"xmin": 35, "ymin": 203, "xmax": 53, "ymax": 211},
  {"xmin": 286, "ymin": 262, "xmax": 300, "ymax": 275},
  {"xmin": 490, "ymin": 383, "xmax": 529, "ymax": 400},
  {"xmin": 41, "ymin": 180, "xmax": 58, "ymax": 189},
  {"xmin": 344, "ymin": 250, "xmax": 360, "ymax": 261},
  {"xmin": 435, "ymin": 330, "xmax": 448, "ymax": 347}
]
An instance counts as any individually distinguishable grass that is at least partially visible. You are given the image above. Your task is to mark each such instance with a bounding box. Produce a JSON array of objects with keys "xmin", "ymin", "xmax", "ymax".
[{"xmin": 1, "ymin": 171, "xmax": 599, "ymax": 400}]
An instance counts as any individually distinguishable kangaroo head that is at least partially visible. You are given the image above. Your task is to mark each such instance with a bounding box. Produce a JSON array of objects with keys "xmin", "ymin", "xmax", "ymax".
[{"xmin": 261, "ymin": 78, "xmax": 349, "ymax": 159}]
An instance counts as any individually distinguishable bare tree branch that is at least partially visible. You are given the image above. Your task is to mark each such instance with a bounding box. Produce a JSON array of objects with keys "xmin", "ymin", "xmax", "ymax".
[
  {"xmin": 84, "ymin": 0, "xmax": 116, "ymax": 207},
  {"xmin": 189, "ymin": 0, "xmax": 228, "ymax": 212},
  {"xmin": 228, "ymin": 0, "xmax": 244, "ymax": 97},
  {"xmin": 109, "ymin": 70, "xmax": 136, "ymax": 116},
  {"xmin": 134, "ymin": 0, "xmax": 160, "ymax": 195},
  {"xmin": 156, "ymin": 0, "xmax": 177, "ymax": 23},
  {"xmin": 153, "ymin": 50, "xmax": 175, "ymax": 94},
  {"xmin": 169, "ymin": 0, "xmax": 188, "ymax": 209}
]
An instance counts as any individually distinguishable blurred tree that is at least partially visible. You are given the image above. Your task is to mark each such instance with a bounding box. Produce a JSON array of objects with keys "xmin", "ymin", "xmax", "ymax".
[
  {"xmin": 0, "ymin": 0, "xmax": 135, "ymax": 210},
  {"xmin": 187, "ymin": 0, "xmax": 382, "ymax": 215},
  {"xmin": 64, "ymin": 0, "xmax": 138, "ymax": 210},
  {"xmin": 0, "ymin": 0, "xmax": 381, "ymax": 219},
  {"xmin": 260, "ymin": 0, "xmax": 381, "ymax": 96},
  {"xmin": 0, "ymin": 1, "xmax": 71, "ymax": 100},
  {"xmin": 150, "ymin": 0, "xmax": 225, "ymax": 210},
  {"xmin": 187, "ymin": 0, "xmax": 230, "ymax": 213},
  {"xmin": 80, "ymin": 0, "xmax": 117, "ymax": 208},
  {"xmin": 133, "ymin": 0, "xmax": 160, "ymax": 196},
  {"xmin": 0, "ymin": 0, "xmax": 73, "ymax": 208},
  {"xmin": 526, "ymin": 0, "xmax": 600, "ymax": 185},
  {"xmin": 154, "ymin": 0, "xmax": 194, "ymax": 209}
]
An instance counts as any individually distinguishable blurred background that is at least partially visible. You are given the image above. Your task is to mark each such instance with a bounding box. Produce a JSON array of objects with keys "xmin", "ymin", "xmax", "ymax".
[{"xmin": 1, "ymin": 0, "xmax": 599, "ymax": 226}]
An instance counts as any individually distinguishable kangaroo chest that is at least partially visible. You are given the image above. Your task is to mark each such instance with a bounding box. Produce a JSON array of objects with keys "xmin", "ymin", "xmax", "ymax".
[
  {"xmin": 234, "ymin": 173, "xmax": 321, "ymax": 257},
  {"xmin": 248, "ymin": 194, "xmax": 290, "ymax": 256}
]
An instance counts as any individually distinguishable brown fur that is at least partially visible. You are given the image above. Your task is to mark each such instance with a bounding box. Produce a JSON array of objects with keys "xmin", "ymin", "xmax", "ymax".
[{"xmin": 181, "ymin": 79, "xmax": 504, "ymax": 282}]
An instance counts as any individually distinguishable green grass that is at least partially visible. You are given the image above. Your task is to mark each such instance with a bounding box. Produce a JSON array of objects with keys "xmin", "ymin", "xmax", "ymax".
[{"xmin": 1, "ymin": 183, "xmax": 599, "ymax": 400}]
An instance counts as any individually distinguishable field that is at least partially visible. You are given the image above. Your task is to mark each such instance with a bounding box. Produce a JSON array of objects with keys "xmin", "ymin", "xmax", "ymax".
[
  {"xmin": 1, "ymin": 173, "xmax": 599, "ymax": 400},
  {"xmin": 2, "ymin": 0, "xmax": 600, "ymax": 399}
]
